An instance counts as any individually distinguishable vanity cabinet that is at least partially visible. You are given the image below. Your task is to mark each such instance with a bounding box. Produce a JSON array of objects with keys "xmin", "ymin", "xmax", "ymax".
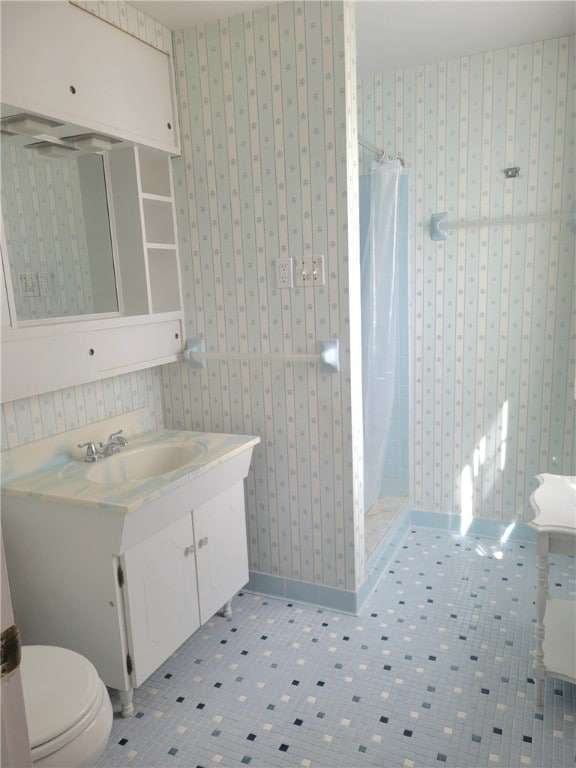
[
  {"xmin": 121, "ymin": 482, "xmax": 249, "ymax": 694},
  {"xmin": 1, "ymin": 2, "xmax": 179, "ymax": 154},
  {"xmin": 121, "ymin": 515, "xmax": 201, "ymax": 689},
  {"xmin": 2, "ymin": 474, "xmax": 252, "ymax": 717},
  {"xmin": 193, "ymin": 483, "xmax": 250, "ymax": 624}
]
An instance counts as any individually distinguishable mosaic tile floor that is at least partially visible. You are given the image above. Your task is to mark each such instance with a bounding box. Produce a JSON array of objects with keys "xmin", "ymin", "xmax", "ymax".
[{"xmin": 95, "ymin": 526, "xmax": 575, "ymax": 768}]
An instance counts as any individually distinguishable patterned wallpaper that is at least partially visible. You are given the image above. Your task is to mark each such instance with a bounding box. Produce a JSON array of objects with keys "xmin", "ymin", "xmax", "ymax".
[
  {"xmin": 358, "ymin": 34, "xmax": 576, "ymax": 521},
  {"xmin": 2, "ymin": 1, "xmax": 574, "ymax": 601},
  {"xmin": 1, "ymin": 369, "xmax": 165, "ymax": 449},
  {"xmin": 69, "ymin": 0, "xmax": 172, "ymax": 53},
  {"xmin": 2, "ymin": 145, "xmax": 96, "ymax": 321},
  {"xmin": 163, "ymin": 1, "xmax": 363, "ymax": 592}
]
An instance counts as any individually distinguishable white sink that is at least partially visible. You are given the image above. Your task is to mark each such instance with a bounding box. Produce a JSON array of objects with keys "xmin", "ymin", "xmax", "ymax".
[
  {"xmin": 85, "ymin": 443, "xmax": 206, "ymax": 484},
  {"xmin": 3, "ymin": 425, "xmax": 259, "ymax": 513}
]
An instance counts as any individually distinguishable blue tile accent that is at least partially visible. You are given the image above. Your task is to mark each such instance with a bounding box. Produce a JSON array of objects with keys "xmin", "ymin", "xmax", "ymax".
[
  {"xmin": 247, "ymin": 571, "xmax": 358, "ymax": 614},
  {"xmin": 285, "ymin": 577, "xmax": 319, "ymax": 606},
  {"xmin": 246, "ymin": 571, "xmax": 286, "ymax": 599},
  {"xmin": 410, "ymin": 510, "xmax": 537, "ymax": 543}
]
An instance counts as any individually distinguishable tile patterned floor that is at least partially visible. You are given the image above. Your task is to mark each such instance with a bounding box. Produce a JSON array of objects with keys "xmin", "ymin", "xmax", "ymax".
[{"xmin": 95, "ymin": 526, "xmax": 575, "ymax": 768}]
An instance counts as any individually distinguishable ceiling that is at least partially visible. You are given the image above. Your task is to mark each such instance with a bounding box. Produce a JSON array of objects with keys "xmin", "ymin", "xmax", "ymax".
[{"xmin": 131, "ymin": 0, "xmax": 576, "ymax": 75}]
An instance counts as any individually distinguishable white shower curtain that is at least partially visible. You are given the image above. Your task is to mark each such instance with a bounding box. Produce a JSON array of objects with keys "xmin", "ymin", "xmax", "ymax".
[{"xmin": 361, "ymin": 158, "xmax": 406, "ymax": 512}]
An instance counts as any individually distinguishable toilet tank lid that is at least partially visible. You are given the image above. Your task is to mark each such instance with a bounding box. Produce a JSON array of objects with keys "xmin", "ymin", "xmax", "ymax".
[{"xmin": 20, "ymin": 645, "xmax": 102, "ymax": 748}]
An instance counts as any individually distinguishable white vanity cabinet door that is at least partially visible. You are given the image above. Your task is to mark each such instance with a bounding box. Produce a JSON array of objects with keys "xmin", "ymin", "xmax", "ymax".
[
  {"xmin": 121, "ymin": 515, "xmax": 200, "ymax": 687},
  {"xmin": 193, "ymin": 482, "xmax": 250, "ymax": 624}
]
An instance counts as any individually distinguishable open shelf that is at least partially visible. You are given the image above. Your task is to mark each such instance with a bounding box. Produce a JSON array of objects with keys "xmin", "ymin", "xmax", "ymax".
[
  {"xmin": 147, "ymin": 248, "xmax": 180, "ymax": 313},
  {"xmin": 109, "ymin": 145, "xmax": 182, "ymax": 317}
]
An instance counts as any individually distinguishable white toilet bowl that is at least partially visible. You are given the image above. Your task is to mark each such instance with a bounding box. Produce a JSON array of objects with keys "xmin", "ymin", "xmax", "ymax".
[{"xmin": 20, "ymin": 645, "xmax": 113, "ymax": 768}]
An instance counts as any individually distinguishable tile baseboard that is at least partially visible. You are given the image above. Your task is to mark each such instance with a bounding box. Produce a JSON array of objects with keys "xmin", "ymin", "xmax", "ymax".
[{"xmin": 247, "ymin": 510, "xmax": 536, "ymax": 614}]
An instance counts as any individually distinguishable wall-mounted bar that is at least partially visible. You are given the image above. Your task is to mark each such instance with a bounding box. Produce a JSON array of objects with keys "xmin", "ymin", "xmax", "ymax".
[
  {"xmin": 358, "ymin": 135, "xmax": 404, "ymax": 167},
  {"xmin": 430, "ymin": 206, "xmax": 576, "ymax": 241},
  {"xmin": 183, "ymin": 339, "xmax": 340, "ymax": 373},
  {"xmin": 358, "ymin": 135, "xmax": 386, "ymax": 161}
]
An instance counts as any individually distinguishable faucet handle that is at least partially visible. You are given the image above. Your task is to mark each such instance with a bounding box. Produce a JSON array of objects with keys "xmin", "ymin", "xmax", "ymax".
[
  {"xmin": 107, "ymin": 429, "xmax": 128, "ymax": 445},
  {"xmin": 78, "ymin": 442, "xmax": 99, "ymax": 460}
]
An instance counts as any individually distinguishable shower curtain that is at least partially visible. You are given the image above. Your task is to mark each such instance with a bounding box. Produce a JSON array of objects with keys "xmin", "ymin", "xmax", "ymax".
[{"xmin": 361, "ymin": 158, "xmax": 408, "ymax": 513}]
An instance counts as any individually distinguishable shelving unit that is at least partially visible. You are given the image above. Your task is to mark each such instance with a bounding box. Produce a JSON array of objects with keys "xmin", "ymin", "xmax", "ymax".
[
  {"xmin": 2, "ymin": 146, "xmax": 185, "ymax": 402},
  {"xmin": 108, "ymin": 146, "xmax": 182, "ymax": 317}
]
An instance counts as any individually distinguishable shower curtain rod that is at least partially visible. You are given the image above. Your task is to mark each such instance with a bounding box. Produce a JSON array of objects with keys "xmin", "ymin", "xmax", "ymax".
[{"xmin": 358, "ymin": 135, "xmax": 404, "ymax": 166}]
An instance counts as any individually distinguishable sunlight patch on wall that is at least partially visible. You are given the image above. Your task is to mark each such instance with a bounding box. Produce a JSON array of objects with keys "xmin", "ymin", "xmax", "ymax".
[{"xmin": 461, "ymin": 399, "xmax": 510, "ymax": 533}]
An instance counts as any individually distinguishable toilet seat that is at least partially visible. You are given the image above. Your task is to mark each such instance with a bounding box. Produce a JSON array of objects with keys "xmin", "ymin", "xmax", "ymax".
[{"xmin": 20, "ymin": 645, "xmax": 111, "ymax": 764}]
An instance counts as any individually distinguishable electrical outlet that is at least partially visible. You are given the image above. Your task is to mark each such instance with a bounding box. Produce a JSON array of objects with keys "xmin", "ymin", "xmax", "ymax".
[
  {"xmin": 18, "ymin": 272, "xmax": 40, "ymax": 297},
  {"xmin": 277, "ymin": 257, "xmax": 293, "ymax": 288}
]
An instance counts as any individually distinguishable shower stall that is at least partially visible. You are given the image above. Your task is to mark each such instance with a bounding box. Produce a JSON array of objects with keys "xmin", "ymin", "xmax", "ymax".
[{"xmin": 359, "ymin": 154, "xmax": 410, "ymax": 532}]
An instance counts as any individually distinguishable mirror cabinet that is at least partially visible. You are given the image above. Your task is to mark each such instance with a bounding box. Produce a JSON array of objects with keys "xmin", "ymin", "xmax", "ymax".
[{"xmin": 1, "ymin": 1, "xmax": 184, "ymax": 403}]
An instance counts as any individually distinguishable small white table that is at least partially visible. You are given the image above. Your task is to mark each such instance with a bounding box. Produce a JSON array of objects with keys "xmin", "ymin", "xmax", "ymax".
[{"xmin": 528, "ymin": 473, "xmax": 576, "ymax": 706}]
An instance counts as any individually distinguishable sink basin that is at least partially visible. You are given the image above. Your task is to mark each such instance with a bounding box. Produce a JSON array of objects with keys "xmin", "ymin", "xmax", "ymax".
[{"xmin": 85, "ymin": 444, "xmax": 206, "ymax": 484}]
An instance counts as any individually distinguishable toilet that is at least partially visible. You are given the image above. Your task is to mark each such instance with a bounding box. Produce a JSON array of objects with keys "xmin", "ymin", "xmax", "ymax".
[{"xmin": 20, "ymin": 645, "xmax": 113, "ymax": 767}]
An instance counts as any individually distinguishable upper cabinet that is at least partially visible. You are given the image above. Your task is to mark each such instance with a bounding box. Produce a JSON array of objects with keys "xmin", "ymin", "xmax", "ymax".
[
  {"xmin": 1, "ymin": 2, "xmax": 180, "ymax": 154},
  {"xmin": 0, "ymin": 2, "xmax": 185, "ymax": 403}
]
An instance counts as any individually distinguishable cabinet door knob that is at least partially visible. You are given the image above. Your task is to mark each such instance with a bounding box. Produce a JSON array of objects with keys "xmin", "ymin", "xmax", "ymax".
[
  {"xmin": 198, "ymin": 536, "xmax": 209, "ymax": 548},
  {"xmin": 184, "ymin": 545, "xmax": 195, "ymax": 556}
]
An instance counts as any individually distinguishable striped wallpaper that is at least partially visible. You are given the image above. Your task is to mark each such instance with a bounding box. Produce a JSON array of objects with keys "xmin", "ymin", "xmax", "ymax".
[
  {"xmin": 2, "ymin": 1, "xmax": 574, "ymax": 602},
  {"xmin": 69, "ymin": 0, "xmax": 172, "ymax": 54},
  {"xmin": 358, "ymin": 34, "xmax": 576, "ymax": 521},
  {"xmin": 2, "ymin": 145, "xmax": 95, "ymax": 321},
  {"xmin": 1, "ymin": 369, "xmax": 165, "ymax": 449},
  {"xmin": 164, "ymin": 1, "xmax": 363, "ymax": 592}
]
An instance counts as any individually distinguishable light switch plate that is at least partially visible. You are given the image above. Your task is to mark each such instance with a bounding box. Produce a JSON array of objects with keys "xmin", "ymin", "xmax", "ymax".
[
  {"xmin": 38, "ymin": 272, "xmax": 51, "ymax": 297},
  {"xmin": 295, "ymin": 254, "xmax": 325, "ymax": 287}
]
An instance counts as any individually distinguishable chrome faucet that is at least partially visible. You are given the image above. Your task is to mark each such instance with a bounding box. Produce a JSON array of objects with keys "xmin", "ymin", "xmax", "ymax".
[
  {"xmin": 77, "ymin": 441, "xmax": 100, "ymax": 462},
  {"xmin": 78, "ymin": 430, "xmax": 128, "ymax": 462},
  {"xmin": 100, "ymin": 430, "xmax": 128, "ymax": 456}
]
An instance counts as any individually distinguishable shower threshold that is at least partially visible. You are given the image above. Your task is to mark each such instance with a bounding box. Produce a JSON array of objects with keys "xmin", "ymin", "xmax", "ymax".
[{"xmin": 365, "ymin": 495, "xmax": 409, "ymax": 560}]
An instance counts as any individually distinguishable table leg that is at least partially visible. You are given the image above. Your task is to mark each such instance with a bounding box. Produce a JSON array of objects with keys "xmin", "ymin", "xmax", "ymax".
[{"xmin": 534, "ymin": 534, "xmax": 549, "ymax": 706}]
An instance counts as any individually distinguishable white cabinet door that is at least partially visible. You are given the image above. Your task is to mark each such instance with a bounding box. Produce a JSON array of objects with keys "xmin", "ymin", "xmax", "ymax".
[
  {"xmin": 1, "ymin": 317, "xmax": 183, "ymax": 403},
  {"xmin": 193, "ymin": 482, "xmax": 250, "ymax": 624},
  {"xmin": 1, "ymin": 328, "xmax": 99, "ymax": 403},
  {"xmin": 2, "ymin": 2, "xmax": 178, "ymax": 152},
  {"xmin": 121, "ymin": 516, "xmax": 200, "ymax": 687},
  {"xmin": 94, "ymin": 319, "xmax": 183, "ymax": 375},
  {"xmin": 1, "ymin": 2, "xmax": 178, "ymax": 153}
]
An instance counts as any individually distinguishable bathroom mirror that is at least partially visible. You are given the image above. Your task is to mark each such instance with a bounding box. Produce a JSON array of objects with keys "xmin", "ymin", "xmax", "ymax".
[{"xmin": 1, "ymin": 136, "xmax": 119, "ymax": 323}]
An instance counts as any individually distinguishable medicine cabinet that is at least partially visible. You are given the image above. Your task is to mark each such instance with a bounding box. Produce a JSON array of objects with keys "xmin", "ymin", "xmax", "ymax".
[{"xmin": 0, "ymin": 1, "xmax": 185, "ymax": 403}]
